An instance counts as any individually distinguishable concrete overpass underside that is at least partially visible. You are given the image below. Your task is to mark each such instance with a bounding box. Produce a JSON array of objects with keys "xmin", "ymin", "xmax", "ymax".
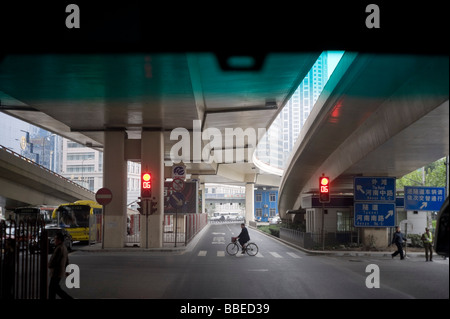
[
  {"xmin": 279, "ymin": 53, "xmax": 449, "ymax": 216},
  {"xmin": 0, "ymin": 145, "xmax": 95, "ymax": 208}
]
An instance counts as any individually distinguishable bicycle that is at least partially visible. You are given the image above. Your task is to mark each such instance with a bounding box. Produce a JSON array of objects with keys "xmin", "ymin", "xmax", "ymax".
[{"xmin": 226, "ymin": 237, "xmax": 259, "ymax": 256}]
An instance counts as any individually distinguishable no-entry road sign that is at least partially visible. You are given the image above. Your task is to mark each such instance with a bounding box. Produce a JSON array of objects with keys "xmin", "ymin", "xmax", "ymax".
[{"xmin": 95, "ymin": 187, "xmax": 113, "ymax": 206}]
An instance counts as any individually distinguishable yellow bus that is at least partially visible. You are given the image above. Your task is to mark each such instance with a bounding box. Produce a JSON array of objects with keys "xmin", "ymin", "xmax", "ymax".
[{"xmin": 52, "ymin": 200, "xmax": 102, "ymax": 242}]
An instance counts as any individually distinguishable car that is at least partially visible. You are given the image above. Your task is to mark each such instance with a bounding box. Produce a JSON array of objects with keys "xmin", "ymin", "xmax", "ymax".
[
  {"xmin": 29, "ymin": 226, "xmax": 73, "ymax": 254},
  {"xmin": 269, "ymin": 216, "xmax": 281, "ymax": 225}
]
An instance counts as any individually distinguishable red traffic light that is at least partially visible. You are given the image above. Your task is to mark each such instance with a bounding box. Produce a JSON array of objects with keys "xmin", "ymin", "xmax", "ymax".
[
  {"xmin": 142, "ymin": 173, "xmax": 151, "ymax": 182},
  {"xmin": 319, "ymin": 176, "xmax": 330, "ymax": 203},
  {"xmin": 320, "ymin": 177, "xmax": 329, "ymax": 187},
  {"xmin": 141, "ymin": 172, "xmax": 152, "ymax": 198}
]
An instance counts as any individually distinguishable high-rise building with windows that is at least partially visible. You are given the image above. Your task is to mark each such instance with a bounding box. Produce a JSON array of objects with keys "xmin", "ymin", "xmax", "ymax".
[
  {"xmin": 255, "ymin": 51, "xmax": 336, "ymax": 171},
  {"xmin": 59, "ymin": 138, "xmax": 141, "ymax": 209},
  {"xmin": 280, "ymin": 52, "xmax": 328, "ymax": 158}
]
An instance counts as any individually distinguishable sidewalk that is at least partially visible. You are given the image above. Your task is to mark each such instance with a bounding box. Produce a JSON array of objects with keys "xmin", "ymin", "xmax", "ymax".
[
  {"xmin": 249, "ymin": 224, "xmax": 433, "ymax": 259},
  {"xmin": 74, "ymin": 223, "xmax": 438, "ymax": 260},
  {"xmin": 75, "ymin": 223, "xmax": 210, "ymax": 253}
]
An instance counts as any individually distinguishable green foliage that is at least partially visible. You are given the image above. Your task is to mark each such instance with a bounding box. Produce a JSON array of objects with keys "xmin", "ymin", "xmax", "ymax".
[
  {"xmin": 396, "ymin": 157, "xmax": 447, "ymax": 189},
  {"xmin": 258, "ymin": 224, "xmax": 280, "ymax": 237},
  {"xmin": 407, "ymin": 234, "xmax": 424, "ymax": 248}
]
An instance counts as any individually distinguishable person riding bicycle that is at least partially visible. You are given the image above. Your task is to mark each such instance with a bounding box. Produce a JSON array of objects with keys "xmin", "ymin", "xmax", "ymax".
[{"xmin": 237, "ymin": 223, "xmax": 250, "ymax": 254}]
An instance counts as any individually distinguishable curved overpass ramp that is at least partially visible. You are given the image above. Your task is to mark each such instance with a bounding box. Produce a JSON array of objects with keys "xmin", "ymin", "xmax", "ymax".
[{"xmin": 279, "ymin": 53, "xmax": 449, "ymax": 216}]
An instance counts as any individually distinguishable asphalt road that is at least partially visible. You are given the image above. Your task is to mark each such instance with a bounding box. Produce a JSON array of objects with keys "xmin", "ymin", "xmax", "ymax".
[{"xmin": 65, "ymin": 223, "xmax": 449, "ymax": 300}]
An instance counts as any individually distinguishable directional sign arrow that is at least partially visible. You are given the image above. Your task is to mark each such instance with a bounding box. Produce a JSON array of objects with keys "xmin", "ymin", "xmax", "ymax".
[
  {"xmin": 356, "ymin": 185, "xmax": 365, "ymax": 194},
  {"xmin": 385, "ymin": 210, "xmax": 394, "ymax": 219},
  {"xmin": 420, "ymin": 202, "xmax": 428, "ymax": 209}
]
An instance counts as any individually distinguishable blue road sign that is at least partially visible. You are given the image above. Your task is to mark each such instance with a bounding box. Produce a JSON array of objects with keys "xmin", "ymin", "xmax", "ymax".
[
  {"xmin": 404, "ymin": 186, "xmax": 446, "ymax": 211},
  {"xmin": 354, "ymin": 202, "xmax": 396, "ymax": 227},
  {"xmin": 354, "ymin": 177, "xmax": 396, "ymax": 202}
]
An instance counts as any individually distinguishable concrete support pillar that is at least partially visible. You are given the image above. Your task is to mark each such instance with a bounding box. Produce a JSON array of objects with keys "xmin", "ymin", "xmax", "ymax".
[
  {"xmin": 140, "ymin": 130, "xmax": 164, "ymax": 248},
  {"xmin": 103, "ymin": 130, "xmax": 127, "ymax": 248},
  {"xmin": 245, "ymin": 182, "xmax": 255, "ymax": 223},
  {"xmin": 200, "ymin": 183, "xmax": 206, "ymax": 214},
  {"xmin": 192, "ymin": 175, "xmax": 205, "ymax": 214}
]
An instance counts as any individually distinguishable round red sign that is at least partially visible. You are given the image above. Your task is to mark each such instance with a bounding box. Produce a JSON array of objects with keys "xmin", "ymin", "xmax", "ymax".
[{"xmin": 95, "ymin": 187, "xmax": 113, "ymax": 206}]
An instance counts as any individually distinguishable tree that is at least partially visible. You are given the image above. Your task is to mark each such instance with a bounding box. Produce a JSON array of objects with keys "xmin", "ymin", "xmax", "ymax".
[{"xmin": 396, "ymin": 157, "xmax": 447, "ymax": 189}]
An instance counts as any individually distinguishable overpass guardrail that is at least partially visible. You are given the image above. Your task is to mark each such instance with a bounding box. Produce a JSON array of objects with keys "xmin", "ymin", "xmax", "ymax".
[{"xmin": 0, "ymin": 144, "xmax": 94, "ymax": 195}]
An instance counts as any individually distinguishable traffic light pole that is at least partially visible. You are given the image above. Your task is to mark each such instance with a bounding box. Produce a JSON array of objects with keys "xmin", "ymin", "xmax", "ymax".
[
  {"xmin": 145, "ymin": 199, "xmax": 149, "ymax": 249},
  {"xmin": 321, "ymin": 202, "xmax": 325, "ymax": 251}
]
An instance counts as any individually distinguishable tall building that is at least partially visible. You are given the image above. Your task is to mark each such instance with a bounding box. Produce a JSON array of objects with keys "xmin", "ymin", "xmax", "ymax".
[
  {"xmin": 255, "ymin": 51, "xmax": 333, "ymax": 171},
  {"xmin": 0, "ymin": 112, "xmax": 63, "ymax": 172},
  {"xmin": 281, "ymin": 52, "xmax": 328, "ymax": 156},
  {"xmin": 60, "ymin": 138, "xmax": 141, "ymax": 209}
]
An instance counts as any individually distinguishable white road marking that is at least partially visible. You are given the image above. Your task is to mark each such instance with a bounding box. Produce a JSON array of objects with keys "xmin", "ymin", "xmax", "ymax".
[
  {"xmin": 269, "ymin": 252, "xmax": 283, "ymax": 258},
  {"xmin": 286, "ymin": 252, "xmax": 302, "ymax": 259},
  {"xmin": 217, "ymin": 251, "xmax": 225, "ymax": 257},
  {"xmin": 212, "ymin": 236, "xmax": 225, "ymax": 244},
  {"xmin": 198, "ymin": 250, "xmax": 207, "ymax": 256}
]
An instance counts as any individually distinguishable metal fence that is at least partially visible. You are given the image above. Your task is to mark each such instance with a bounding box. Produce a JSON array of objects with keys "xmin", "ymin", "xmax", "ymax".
[
  {"xmin": 163, "ymin": 213, "xmax": 208, "ymax": 246},
  {"xmin": 185, "ymin": 213, "xmax": 208, "ymax": 245},
  {"xmin": 0, "ymin": 219, "xmax": 48, "ymax": 299},
  {"xmin": 89, "ymin": 214, "xmax": 103, "ymax": 245},
  {"xmin": 123, "ymin": 213, "xmax": 208, "ymax": 247},
  {"xmin": 280, "ymin": 227, "xmax": 358, "ymax": 250},
  {"xmin": 126, "ymin": 214, "xmax": 141, "ymax": 245}
]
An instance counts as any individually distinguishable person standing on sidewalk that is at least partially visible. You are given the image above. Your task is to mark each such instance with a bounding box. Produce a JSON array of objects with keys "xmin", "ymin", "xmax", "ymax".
[
  {"xmin": 48, "ymin": 232, "xmax": 73, "ymax": 299},
  {"xmin": 391, "ymin": 226, "xmax": 406, "ymax": 260},
  {"xmin": 421, "ymin": 227, "xmax": 433, "ymax": 262}
]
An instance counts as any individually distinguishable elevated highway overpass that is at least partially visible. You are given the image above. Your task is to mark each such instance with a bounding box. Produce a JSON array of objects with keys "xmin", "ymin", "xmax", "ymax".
[
  {"xmin": 0, "ymin": 52, "xmax": 318, "ymax": 247},
  {"xmin": 0, "ymin": 144, "xmax": 95, "ymax": 209},
  {"xmin": 1, "ymin": 51, "xmax": 448, "ymax": 248},
  {"xmin": 279, "ymin": 53, "xmax": 449, "ymax": 216}
]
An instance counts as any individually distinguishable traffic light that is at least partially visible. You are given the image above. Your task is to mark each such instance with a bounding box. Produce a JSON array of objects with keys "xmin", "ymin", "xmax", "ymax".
[
  {"xmin": 150, "ymin": 198, "xmax": 158, "ymax": 215},
  {"xmin": 137, "ymin": 199, "xmax": 145, "ymax": 215},
  {"xmin": 319, "ymin": 175, "xmax": 330, "ymax": 203},
  {"xmin": 141, "ymin": 172, "xmax": 152, "ymax": 198}
]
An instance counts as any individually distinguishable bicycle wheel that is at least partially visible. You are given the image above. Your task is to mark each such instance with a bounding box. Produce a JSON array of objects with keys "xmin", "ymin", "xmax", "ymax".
[
  {"xmin": 226, "ymin": 243, "xmax": 239, "ymax": 256},
  {"xmin": 246, "ymin": 243, "xmax": 258, "ymax": 256}
]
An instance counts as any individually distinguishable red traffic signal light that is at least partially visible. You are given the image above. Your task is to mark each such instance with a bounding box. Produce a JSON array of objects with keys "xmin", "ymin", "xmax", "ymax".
[
  {"xmin": 141, "ymin": 172, "xmax": 152, "ymax": 198},
  {"xmin": 319, "ymin": 176, "xmax": 330, "ymax": 203}
]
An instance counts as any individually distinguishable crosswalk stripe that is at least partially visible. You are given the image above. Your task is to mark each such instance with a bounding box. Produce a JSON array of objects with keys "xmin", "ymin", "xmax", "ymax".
[{"xmin": 196, "ymin": 250, "xmax": 303, "ymax": 259}]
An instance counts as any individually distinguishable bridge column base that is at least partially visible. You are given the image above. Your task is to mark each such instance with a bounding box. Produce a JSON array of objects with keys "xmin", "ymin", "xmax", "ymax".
[
  {"xmin": 140, "ymin": 130, "xmax": 164, "ymax": 248},
  {"xmin": 102, "ymin": 130, "xmax": 127, "ymax": 248}
]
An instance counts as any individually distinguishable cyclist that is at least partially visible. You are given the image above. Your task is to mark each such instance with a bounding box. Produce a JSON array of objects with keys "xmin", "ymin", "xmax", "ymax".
[{"xmin": 237, "ymin": 223, "xmax": 250, "ymax": 254}]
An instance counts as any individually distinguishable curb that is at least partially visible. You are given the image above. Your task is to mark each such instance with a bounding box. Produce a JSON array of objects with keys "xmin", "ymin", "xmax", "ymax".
[
  {"xmin": 74, "ymin": 223, "xmax": 211, "ymax": 254},
  {"xmin": 248, "ymin": 224, "xmax": 426, "ymax": 258}
]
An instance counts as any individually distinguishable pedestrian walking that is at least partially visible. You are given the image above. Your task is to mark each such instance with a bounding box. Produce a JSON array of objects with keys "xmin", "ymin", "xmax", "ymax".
[
  {"xmin": 48, "ymin": 232, "xmax": 73, "ymax": 299},
  {"xmin": 391, "ymin": 226, "xmax": 406, "ymax": 260},
  {"xmin": 421, "ymin": 227, "xmax": 433, "ymax": 262}
]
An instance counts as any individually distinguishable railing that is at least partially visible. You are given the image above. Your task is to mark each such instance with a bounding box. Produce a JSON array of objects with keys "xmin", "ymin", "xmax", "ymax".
[
  {"xmin": 0, "ymin": 219, "xmax": 48, "ymax": 299},
  {"xmin": 126, "ymin": 214, "xmax": 141, "ymax": 245},
  {"xmin": 204, "ymin": 193, "xmax": 245, "ymax": 199},
  {"xmin": 280, "ymin": 227, "xmax": 358, "ymax": 250},
  {"xmin": 163, "ymin": 213, "xmax": 208, "ymax": 246},
  {"xmin": 0, "ymin": 144, "xmax": 94, "ymax": 194},
  {"xmin": 185, "ymin": 213, "xmax": 208, "ymax": 245}
]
